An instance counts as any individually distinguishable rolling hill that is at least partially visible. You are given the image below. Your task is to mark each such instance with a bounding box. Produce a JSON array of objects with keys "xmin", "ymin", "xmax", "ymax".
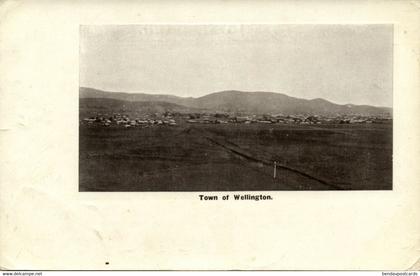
[
  {"xmin": 80, "ymin": 87, "xmax": 195, "ymax": 107},
  {"xmin": 80, "ymin": 87, "xmax": 392, "ymax": 116},
  {"xmin": 79, "ymin": 98, "xmax": 201, "ymax": 118}
]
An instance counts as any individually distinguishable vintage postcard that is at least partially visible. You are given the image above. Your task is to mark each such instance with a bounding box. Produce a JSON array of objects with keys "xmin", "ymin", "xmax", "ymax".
[{"xmin": 0, "ymin": 0, "xmax": 419, "ymax": 271}]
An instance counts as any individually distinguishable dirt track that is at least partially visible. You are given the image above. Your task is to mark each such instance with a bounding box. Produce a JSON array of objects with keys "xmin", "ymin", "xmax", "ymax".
[{"xmin": 79, "ymin": 123, "xmax": 392, "ymax": 191}]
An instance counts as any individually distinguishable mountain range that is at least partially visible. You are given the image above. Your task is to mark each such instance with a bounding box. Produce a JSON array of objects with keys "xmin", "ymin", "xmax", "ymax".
[{"xmin": 80, "ymin": 87, "xmax": 392, "ymax": 116}]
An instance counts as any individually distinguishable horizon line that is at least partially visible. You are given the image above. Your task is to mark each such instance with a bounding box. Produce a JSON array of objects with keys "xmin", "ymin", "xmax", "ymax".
[{"xmin": 79, "ymin": 86, "xmax": 393, "ymax": 109}]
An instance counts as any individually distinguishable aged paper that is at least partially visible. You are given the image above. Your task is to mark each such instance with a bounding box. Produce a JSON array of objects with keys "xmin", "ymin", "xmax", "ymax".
[{"xmin": 0, "ymin": 0, "xmax": 419, "ymax": 270}]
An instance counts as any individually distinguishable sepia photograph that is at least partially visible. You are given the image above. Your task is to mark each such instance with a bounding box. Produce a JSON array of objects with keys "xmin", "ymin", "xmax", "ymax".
[
  {"xmin": 79, "ymin": 24, "xmax": 393, "ymax": 192},
  {"xmin": 2, "ymin": 0, "xmax": 420, "ymax": 271}
]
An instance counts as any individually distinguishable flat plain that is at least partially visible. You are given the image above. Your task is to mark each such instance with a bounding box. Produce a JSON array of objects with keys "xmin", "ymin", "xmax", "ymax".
[{"xmin": 79, "ymin": 122, "xmax": 392, "ymax": 191}]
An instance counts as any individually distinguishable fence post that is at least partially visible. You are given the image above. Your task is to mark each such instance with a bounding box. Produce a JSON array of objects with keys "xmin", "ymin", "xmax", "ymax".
[{"xmin": 273, "ymin": 161, "xmax": 277, "ymax": 178}]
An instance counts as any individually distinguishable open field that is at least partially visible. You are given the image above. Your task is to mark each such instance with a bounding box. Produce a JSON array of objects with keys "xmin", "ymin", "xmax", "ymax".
[{"xmin": 79, "ymin": 122, "xmax": 392, "ymax": 191}]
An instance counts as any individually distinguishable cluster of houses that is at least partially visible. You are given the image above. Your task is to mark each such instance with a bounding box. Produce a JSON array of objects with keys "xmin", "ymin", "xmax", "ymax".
[
  {"xmin": 82, "ymin": 113, "xmax": 177, "ymax": 127},
  {"xmin": 185, "ymin": 113, "xmax": 391, "ymax": 125},
  {"xmin": 81, "ymin": 112, "xmax": 391, "ymax": 128}
]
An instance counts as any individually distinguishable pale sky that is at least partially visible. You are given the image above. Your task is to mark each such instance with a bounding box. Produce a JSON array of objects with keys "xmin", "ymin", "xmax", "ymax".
[{"xmin": 80, "ymin": 24, "xmax": 393, "ymax": 107}]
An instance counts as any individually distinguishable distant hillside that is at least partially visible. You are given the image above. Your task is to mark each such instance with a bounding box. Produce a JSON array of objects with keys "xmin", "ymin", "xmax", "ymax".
[
  {"xmin": 80, "ymin": 87, "xmax": 195, "ymax": 107},
  {"xmin": 80, "ymin": 97, "xmax": 201, "ymax": 118},
  {"xmin": 194, "ymin": 90, "xmax": 392, "ymax": 115},
  {"xmin": 80, "ymin": 87, "xmax": 392, "ymax": 116}
]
